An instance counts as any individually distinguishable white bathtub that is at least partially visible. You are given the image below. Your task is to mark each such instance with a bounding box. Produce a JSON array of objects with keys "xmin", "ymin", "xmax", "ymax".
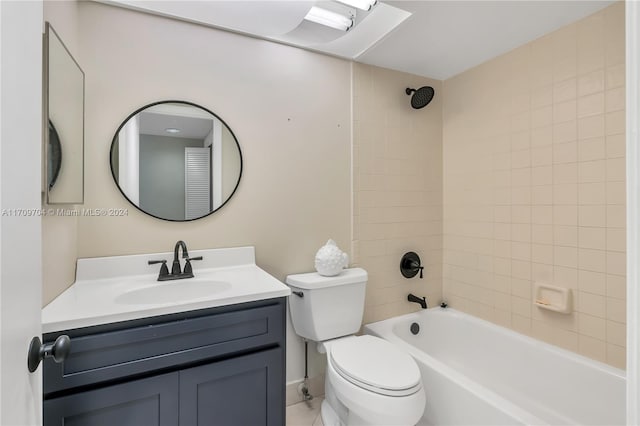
[{"xmin": 364, "ymin": 308, "xmax": 625, "ymax": 426}]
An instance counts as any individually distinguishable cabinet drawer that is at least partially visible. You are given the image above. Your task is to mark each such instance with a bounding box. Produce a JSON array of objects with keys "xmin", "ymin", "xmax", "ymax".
[{"xmin": 44, "ymin": 300, "xmax": 285, "ymax": 395}]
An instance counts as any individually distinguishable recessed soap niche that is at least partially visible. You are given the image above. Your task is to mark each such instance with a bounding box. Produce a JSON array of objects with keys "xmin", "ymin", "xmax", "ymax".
[{"xmin": 534, "ymin": 283, "xmax": 572, "ymax": 314}]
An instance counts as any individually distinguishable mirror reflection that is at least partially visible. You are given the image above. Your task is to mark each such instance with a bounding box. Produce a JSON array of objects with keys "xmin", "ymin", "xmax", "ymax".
[
  {"xmin": 46, "ymin": 22, "xmax": 84, "ymax": 204},
  {"xmin": 48, "ymin": 120, "xmax": 62, "ymax": 190},
  {"xmin": 110, "ymin": 101, "xmax": 242, "ymax": 221}
]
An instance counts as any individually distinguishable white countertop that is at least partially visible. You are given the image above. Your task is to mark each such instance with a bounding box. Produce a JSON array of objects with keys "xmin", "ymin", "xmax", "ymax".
[{"xmin": 42, "ymin": 246, "xmax": 291, "ymax": 333}]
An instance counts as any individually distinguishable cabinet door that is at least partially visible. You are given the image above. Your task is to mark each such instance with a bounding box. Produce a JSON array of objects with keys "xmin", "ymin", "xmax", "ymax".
[
  {"xmin": 180, "ymin": 348, "xmax": 284, "ymax": 426},
  {"xmin": 44, "ymin": 372, "xmax": 179, "ymax": 426}
]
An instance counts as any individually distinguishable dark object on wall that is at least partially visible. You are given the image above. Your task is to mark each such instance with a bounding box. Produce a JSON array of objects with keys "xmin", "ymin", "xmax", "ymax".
[
  {"xmin": 110, "ymin": 100, "xmax": 243, "ymax": 222},
  {"xmin": 48, "ymin": 120, "xmax": 62, "ymax": 189},
  {"xmin": 405, "ymin": 86, "xmax": 435, "ymax": 109},
  {"xmin": 401, "ymin": 251, "xmax": 423, "ymax": 278}
]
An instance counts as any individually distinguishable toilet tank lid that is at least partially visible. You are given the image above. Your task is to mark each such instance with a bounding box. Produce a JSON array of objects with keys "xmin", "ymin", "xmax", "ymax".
[{"xmin": 285, "ymin": 268, "xmax": 367, "ymax": 290}]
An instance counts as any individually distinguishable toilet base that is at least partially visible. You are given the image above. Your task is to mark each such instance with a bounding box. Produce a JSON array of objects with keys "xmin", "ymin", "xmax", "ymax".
[
  {"xmin": 321, "ymin": 399, "xmax": 341, "ymax": 426},
  {"xmin": 321, "ymin": 398, "xmax": 372, "ymax": 426}
]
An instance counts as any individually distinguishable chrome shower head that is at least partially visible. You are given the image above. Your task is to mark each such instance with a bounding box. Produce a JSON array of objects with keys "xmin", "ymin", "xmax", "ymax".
[{"xmin": 405, "ymin": 86, "xmax": 435, "ymax": 109}]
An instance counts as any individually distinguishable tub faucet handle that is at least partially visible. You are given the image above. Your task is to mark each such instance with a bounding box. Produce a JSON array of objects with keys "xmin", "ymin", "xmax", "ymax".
[{"xmin": 400, "ymin": 252, "xmax": 424, "ymax": 279}]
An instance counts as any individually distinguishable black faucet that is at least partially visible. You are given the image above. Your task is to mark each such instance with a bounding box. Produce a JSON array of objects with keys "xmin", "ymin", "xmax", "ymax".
[
  {"xmin": 148, "ymin": 241, "xmax": 203, "ymax": 281},
  {"xmin": 172, "ymin": 240, "xmax": 189, "ymax": 275},
  {"xmin": 408, "ymin": 293, "xmax": 427, "ymax": 309}
]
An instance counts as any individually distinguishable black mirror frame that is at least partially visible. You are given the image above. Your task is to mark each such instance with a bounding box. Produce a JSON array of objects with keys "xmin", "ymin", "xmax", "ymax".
[
  {"xmin": 109, "ymin": 100, "xmax": 243, "ymax": 222},
  {"xmin": 48, "ymin": 120, "xmax": 62, "ymax": 190}
]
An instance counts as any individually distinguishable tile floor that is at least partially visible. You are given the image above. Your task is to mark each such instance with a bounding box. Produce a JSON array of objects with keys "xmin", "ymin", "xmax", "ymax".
[{"xmin": 286, "ymin": 396, "xmax": 324, "ymax": 426}]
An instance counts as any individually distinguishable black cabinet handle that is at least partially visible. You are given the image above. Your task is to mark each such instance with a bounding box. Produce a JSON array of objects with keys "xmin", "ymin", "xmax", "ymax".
[{"xmin": 28, "ymin": 335, "xmax": 70, "ymax": 373}]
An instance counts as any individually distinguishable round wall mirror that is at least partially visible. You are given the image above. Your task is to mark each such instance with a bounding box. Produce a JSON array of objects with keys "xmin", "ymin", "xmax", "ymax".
[{"xmin": 110, "ymin": 101, "xmax": 242, "ymax": 221}]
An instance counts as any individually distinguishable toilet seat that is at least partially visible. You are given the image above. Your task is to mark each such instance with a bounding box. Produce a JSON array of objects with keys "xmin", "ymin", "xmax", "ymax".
[{"xmin": 329, "ymin": 335, "xmax": 421, "ymax": 397}]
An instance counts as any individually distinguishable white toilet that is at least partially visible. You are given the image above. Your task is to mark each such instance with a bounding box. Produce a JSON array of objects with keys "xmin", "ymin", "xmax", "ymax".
[{"xmin": 286, "ymin": 268, "xmax": 426, "ymax": 426}]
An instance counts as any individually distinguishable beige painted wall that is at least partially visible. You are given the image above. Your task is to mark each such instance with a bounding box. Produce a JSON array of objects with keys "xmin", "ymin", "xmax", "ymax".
[
  {"xmin": 43, "ymin": 1, "xmax": 351, "ymax": 385},
  {"xmin": 442, "ymin": 3, "xmax": 626, "ymax": 368},
  {"xmin": 353, "ymin": 63, "xmax": 443, "ymax": 324},
  {"xmin": 75, "ymin": 1, "xmax": 351, "ymax": 279},
  {"xmin": 42, "ymin": 0, "xmax": 80, "ymax": 306}
]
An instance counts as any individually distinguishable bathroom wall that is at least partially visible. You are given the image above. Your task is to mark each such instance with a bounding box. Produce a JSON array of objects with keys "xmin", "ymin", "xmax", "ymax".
[
  {"xmin": 75, "ymin": 1, "xmax": 351, "ymax": 273},
  {"xmin": 68, "ymin": 1, "xmax": 350, "ymax": 386},
  {"xmin": 442, "ymin": 2, "xmax": 626, "ymax": 368},
  {"xmin": 42, "ymin": 0, "xmax": 81, "ymax": 306},
  {"xmin": 352, "ymin": 63, "xmax": 443, "ymax": 324}
]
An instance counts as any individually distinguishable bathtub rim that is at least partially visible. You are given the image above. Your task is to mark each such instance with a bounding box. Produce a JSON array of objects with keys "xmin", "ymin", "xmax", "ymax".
[
  {"xmin": 365, "ymin": 307, "xmax": 625, "ymax": 379},
  {"xmin": 364, "ymin": 307, "xmax": 625, "ymax": 425}
]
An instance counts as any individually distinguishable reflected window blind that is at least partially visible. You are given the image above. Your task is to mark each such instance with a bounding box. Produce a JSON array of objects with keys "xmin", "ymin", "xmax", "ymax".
[{"xmin": 185, "ymin": 147, "xmax": 211, "ymax": 220}]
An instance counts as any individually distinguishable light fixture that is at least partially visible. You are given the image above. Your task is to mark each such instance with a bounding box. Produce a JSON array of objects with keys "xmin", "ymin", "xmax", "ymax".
[
  {"xmin": 165, "ymin": 128, "xmax": 181, "ymax": 134},
  {"xmin": 336, "ymin": 0, "xmax": 377, "ymax": 11},
  {"xmin": 304, "ymin": 6, "xmax": 354, "ymax": 31}
]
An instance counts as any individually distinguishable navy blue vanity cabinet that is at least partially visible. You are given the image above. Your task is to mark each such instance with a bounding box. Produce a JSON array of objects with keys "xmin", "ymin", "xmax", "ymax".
[
  {"xmin": 43, "ymin": 298, "xmax": 286, "ymax": 426},
  {"xmin": 180, "ymin": 347, "xmax": 283, "ymax": 425},
  {"xmin": 45, "ymin": 372, "xmax": 179, "ymax": 426}
]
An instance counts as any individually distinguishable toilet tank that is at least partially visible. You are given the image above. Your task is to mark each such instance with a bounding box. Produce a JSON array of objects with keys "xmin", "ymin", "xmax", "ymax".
[{"xmin": 286, "ymin": 268, "xmax": 367, "ymax": 342}]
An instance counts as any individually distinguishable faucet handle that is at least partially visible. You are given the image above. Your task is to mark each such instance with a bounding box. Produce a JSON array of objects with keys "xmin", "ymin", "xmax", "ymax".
[
  {"xmin": 148, "ymin": 260, "xmax": 169, "ymax": 279},
  {"xmin": 183, "ymin": 256, "xmax": 203, "ymax": 275},
  {"xmin": 171, "ymin": 260, "xmax": 181, "ymax": 275}
]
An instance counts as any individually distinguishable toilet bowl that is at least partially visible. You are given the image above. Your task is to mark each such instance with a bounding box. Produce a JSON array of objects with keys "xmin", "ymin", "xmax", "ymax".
[
  {"xmin": 321, "ymin": 335, "xmax": 425, "ymax": 426},
  {"xmin": 285, "ymin": 268, "xmax": 427, "ymax": 426}
]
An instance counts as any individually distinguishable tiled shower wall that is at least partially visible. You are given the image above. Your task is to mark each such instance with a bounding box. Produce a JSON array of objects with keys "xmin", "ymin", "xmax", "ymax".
[
  {"xmin": 353, "ymin": 63, "xmax": 443, "ymax": 324},
  {"xmin": 442, "ymin": 3, "xmax": 626, "ymax": 368}
]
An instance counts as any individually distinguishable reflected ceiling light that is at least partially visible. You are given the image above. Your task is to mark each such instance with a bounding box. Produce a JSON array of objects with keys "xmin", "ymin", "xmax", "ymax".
[
  {"xmin": 336, "ymin": 0, "xmax": 377, "ymax": 11},
  {"xmin": 165, "ymin": 128, "xmax": 181, "ymax": 134},
  {"xmin": 304, "ymin": 6, "xmax": 354, "ymax": 31}
]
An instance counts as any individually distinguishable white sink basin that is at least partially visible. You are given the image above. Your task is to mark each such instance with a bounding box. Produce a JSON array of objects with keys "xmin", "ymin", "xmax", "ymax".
[
  {"xmin": 115, "ymin": 280, "xmax": 232, "ymax": 305},
  {"xmin": 42, "ymin": 246, "xmax": 291, "ymax": 333}
]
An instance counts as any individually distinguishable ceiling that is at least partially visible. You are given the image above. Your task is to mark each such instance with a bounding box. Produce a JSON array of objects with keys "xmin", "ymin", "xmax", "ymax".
[
  {"xmin": 138, "ymin": 104, "xmax": 214, "ymax": 139},
  {"xmin": 100, "ymin": 0, "xmax": 615, "ymax": 80},
  {"xmin": 359, "ymin": 1, "xmax": 615, "ymax": 79},
  {"xmin": 139, "ymin": 112, "xmax": 213, "ymax": 139}
]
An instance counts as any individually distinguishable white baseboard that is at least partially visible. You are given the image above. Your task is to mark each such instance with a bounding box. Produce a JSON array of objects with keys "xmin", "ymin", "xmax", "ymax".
[{"xmin": 286, "ymin": 374, "xmax": 325, "ymax": 406}]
